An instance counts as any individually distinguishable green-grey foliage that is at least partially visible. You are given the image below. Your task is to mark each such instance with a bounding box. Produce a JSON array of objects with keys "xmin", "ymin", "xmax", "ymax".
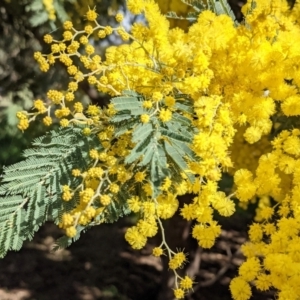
[
  {"xmin": 0, "ymin": 126, "xmax": 99, "ymax": 257},
  {"xmin": 0, "ymin": 89, "xmax": 198, "ymax": 257},
  {"xmin": 111, "ymin": 91, "xmax": 196, "ymax": 198},
  {"xmin": 166, "ymin": 0, "xmax": 237, "ymax": 25}
]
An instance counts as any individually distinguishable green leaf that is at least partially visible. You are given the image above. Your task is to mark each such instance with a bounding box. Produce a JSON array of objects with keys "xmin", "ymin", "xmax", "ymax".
[
  {"xmin": 111, "ymin": 118, "xmax": 138, "ymax": 137},
  {"xmin": 138, "ymin": 137, "xmax": 156, "ymax": 166},
  {"xmin": 111, "ymin": 110, "xmax": 132, "ymax": 122},
  {"xmin": 0, "ymin": 126, "xmax": 98, "ymax": 258},
  {"xmin": 164, "ymin": 141, "xmax": 195, "ymax": 183},
  {"xmin": 160, "ymin": 128, "xmax": 192, "ymax": 143},
  {"xmin": 132, "ymin": 123, "xmax": 153, "ymax": 143},
  {"xmin": 111, "ymin": 95, "xmax": 142, "ymax": 111},
  {"xmin": 0, "ymin": 196, "xmax": 26, "ymax": 258},
  {"xmin": 125, "ymin": 131, "xmax": 153, "ymax": 164},
  {"xmin": 174, "ymin": 102, "xmax": 193, "ymax": 114},
  {"xmin": 150, "ymin": 144, "xmax": 169, "ymax": 198},
  {"xmin": 53, "ymin": 1, "xmax": 69, "ymax": 22},
  {"xmin": 25, "ymin": 0, "xmax": 43, "ymax": 11},
  {"xmin": 29, "ymin": 11, "xmax": 49, "ymax": 27}
]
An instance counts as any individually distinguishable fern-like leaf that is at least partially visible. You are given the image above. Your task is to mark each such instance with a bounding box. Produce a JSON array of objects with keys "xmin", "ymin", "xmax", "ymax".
[{"xmin": 0, "ymin": 126, "xmax": 99, "ymax": 258}]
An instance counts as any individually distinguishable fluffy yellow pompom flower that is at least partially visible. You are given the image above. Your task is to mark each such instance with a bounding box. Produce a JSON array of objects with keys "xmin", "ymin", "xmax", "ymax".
[
  {"xmin": 238, "ymin": 257, "xmax": 261, "ymax": 281},
  {"xmin": 137, "ymin": 219, "xmax": 158, "ymax": 237},
  {"xmin": 281, "ymin": 95, "xmax": 300, "ymax": 116},
  {"xmin": 142, "ymin": 100, "xmax": 153, "ymax": 109},
  {"xmin": 255, "ymin": 274, "xmax": 272, "ymax": 291},
  {"xmin": 43, "ymin": 116, "xmax": 52, "ymax": 126},
  {"xmin": 125, "ymin": 226, "xmax": 147, "ymax": 249},
  {"xmin": 115, "ymin": 13, "xmax": 124, "ymax": 22},
  {"xmin": 244, "ymin": 126, "xmax": 262, "ymax": 144},
  {"xmin": 128, "ymin": 196, "xmax": 141, "ymax": 212},
  {"xmin": 62, "ymin": 185, "xmax": 72, "ymax": 201},
  {"xmin": 72, "ymin": 169, "xmax": 81, "ymax": 177},
  {"xmin": 44, "ymin": 34, "xmax": 53, "ymax": 44},
  {"xmin": 159, "ymin": 108, "xmax": 172, "ymax": 122},
  {"xmin": 80, "ymin": 188, "xmax": 94, "ymax": 204},
  {"xmin": 63, "ymin": 20, "xmax": 73, "ymax": 30},
  {"xmin": 180, "ymin": 276, "xmax": 193, "ymax": 290},
  {"xmin": 65, "ymin": 226, "xmax": 77, "ymax": 238},
  {"xmin": 86, "ymin": 7, "xmax": 98, "ymax": 21},
  {"xmin": 84, "ymin": 25, "xmax": 93, "ymax": 35},
  {"xmin": 180, "ymin": 204, "xmax": 196, "ymax": 220},
  {"xmin": 127, "ymin": 0, "xmax": 144, "ymax": 14},
  {"xmin": 142, "ymin": 201, "xmax": 155, "ymax": 218},
  {"xmin": 140, "ymin": 114, "xmax": 150, "ymax": 123},
  {"xmin": 100, "ymin": 194, "xmax": 111, "ymax": 206},
  {"xmin": 134, "ymin": 171, "xmax": 146, "ymax": 182},
  {"xmin": 109, "ymin": 183, "xmax": 120, "ymax": 193},
  {"xmin": 152, "ymin": 91, "xmax": 163, "ymax": 102},
  {"xmin": 61, "ymin": 213, "xmax": 74, "ymax": 227},
  {"xmin": 165, "ymin": 96, "xmax": 175, "ymax": 107},
  {"xmin": 248, "ymin": 223, "xmax": 263, "ymax": 242},
  {"xmin": 169, "ymin": 252, "xmax": 186, "ymax": 270},
  {"xmin": 152, "ymin": 247, "xmax": 164, "ymax": 257},
  {"xmin": 174, "ymin": 288, "xmax": 185, "ymax": 299},
  {"xmin": 230, "ymin": 277, "xmax": 252, "ymax": 300},
  {"xmin": 160, "ymin": 177, "xmax": 172, "ymax": 191},
  {"xmin": 63, "ymin": 31, "xmax": 73, "ymax": 41},
  {"xmin": 213, "ymin": 192, "xmax": 235, "ymax": 217},
  {"xmin": 87, "ymin": 105, "xmax": 100, "ymax": 116}
]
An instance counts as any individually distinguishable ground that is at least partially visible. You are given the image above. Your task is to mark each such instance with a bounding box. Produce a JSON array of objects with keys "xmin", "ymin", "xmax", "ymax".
[{"xmin": 0, "ymin": 214, "xmax": 275, "ymax": 300}]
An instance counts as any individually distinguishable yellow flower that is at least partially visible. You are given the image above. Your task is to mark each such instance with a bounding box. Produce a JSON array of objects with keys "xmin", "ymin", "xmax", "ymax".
[
  {"xmin": 127, "ymin": 0, "xmax": 144, "ymax": 14},
  {"xmin": 169, "ymin": 251, "xmax": 186, "ymax": 270},
  {"xmin": 174, "ymin": 288, "xmax": 185, "ymax": 299},
  {"xmin": 65, "ymin": 226, "xmax": 77, "ymax": 238},
  {"xmin": 180, "ymin": 204, "xmax": 196, "ymax": 221},
  {"xmin": 84, "ymin": 25, "xmax": 94, "ymax": 35},
  {"xmin": 72, "ymin": 169, "xmax": 81, "ymax": 177},
  {"xmin": 213, "ymin": 192, "xmax": 235, "ymax": 217},
  {"xmin": 180, "ymin": 276, "xmax": 193, "ymax": 290},
  {"xmin": 125, "ymin": 226, "xmax": 147, "ymax": 249},
  {"xmin": 128, "ymin": 196, "xmax": 141, "ymax": 213},
  {"xmin": 281, "ymin": 95, "xmax": 300, "ymax": 116},
  {"xmin": 100, "ymin": 194, "xmax": 111, "ymax": 206},
  {"xmin": 238, "ymin": 257, "xmax": 261, "ymax": 281},
  {"xmin": 63, "ymin": 31, "xmax": 73, "ymax": 41},
  {"xmin": 137, "ymin": 219, "xmax": 158, "ymax": 237},
  {"xmin": 244, "ymin": 126, "xmax": 262, "ymax": 144},
  {"xmin": 142, "ymin": 100, "xmax": 153, "ymax": 109},
  {"xmin": 140, "ymin": 114, "xmax": 150, "ymax": 123},
  {"xmin": 134, "ymin": 171, "xmax": 146, "ymax": 182},
  {"xmin": 165, "ymin": 96, "xmax": 175, "ymax": 107},
  {"xmin": 63, "ymin": 21, "xmax": 73, "ymax": 30},
  {"xmin": 60, "ymin": 118, "xmax": 69, "ymax": 127},
  {"xmin": 152, "ymin": 91, "xmax": 163, "ymax": 102},
  {"xmin": 248, "ymin": 223, "xmax": 263, "ymax": 242},
  {"xmin": 159, "ymin": 108, "xmax": 172, "ymax": 122},
  {"xmin": 230, "ymin": 277, "xmax": 252, "ymax": 300},
  {"xmin": 61, "ymin": 213, "xmax": 74, "ymax": 227},
  {"xmin": 152, "ymin": 247, "xmax": 164, "ymax": 257},
  {"xmin": 255, "ymin": 274, "xmax": 272, "ymax": 291},
  {"xmin": 86, "ymin": 8, "xmax": 98, "ymax": 21},
  {"xmin": 87, "ymin": 105, "xmax": 100, "ymax": 116},
  {"xmin": 43, "ymin": 116, "xmax": 52, "ymax": 126},
  {"xmin": 85, "ymin": 44, "xmax": 95, "ymax": 55},
  {"xmin": 115, "ymin": 13, "xmax": 124, "ymax": 22},
  {"xmin": 43, "ymin": 34, "xmax": 53, "ymax": 44}
]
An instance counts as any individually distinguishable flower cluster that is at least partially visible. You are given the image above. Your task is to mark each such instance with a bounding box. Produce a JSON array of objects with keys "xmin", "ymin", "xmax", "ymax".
[
  {"xmin": 43, "ymin": 0, "xmax": 56, "ymax": 21},
  {"xmin": 17, "ymin": 0, "xmax": 300, "ymax": 299}
]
